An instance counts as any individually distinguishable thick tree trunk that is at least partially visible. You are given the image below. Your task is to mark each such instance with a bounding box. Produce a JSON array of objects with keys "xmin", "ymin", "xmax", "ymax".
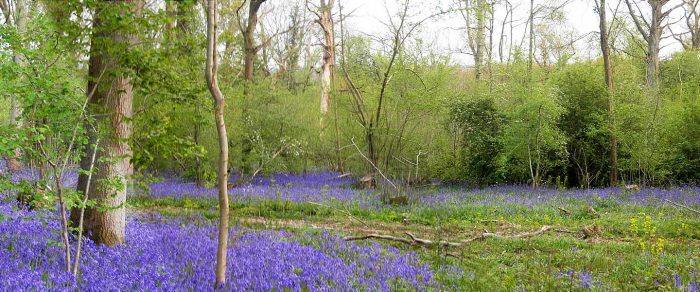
[
  {"xmin": 596, "ymin": 0, "xmax": 618, "ymax": 186},
  {"xmin": 206, "ymin": 0, "xmax": 230, "ymax": 287},
  {"xmin": 70, "ymin": 0, "xmax": 139, "ymax": 247}
]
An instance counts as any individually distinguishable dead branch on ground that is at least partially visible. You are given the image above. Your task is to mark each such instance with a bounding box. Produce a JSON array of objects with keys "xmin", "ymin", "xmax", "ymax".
[{"xmin": 344, "ymin": 226, "xmax": 553, "ymax": 247}]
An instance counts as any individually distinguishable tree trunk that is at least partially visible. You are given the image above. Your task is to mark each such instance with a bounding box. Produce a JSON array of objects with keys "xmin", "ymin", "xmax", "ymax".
[
  {"xmin": 206, "ymin": 0, "xmax": 230, "ymax": 287},
  {"xmin": 461, "ymin": 0, "xmax": 487, "ymax": 81},
  {"xmin": 596, "ymin": 0, "xmax": 618, "ymax": 185},
  {"xmin": 528, "ymin": 0, "xmax": 534, "ymax": 77},
  {"xmin": 70, "ymin": 0, "xmax": 140, "ymax": 247},
  {"xmin": 647, "ymin": 3, "xmax": 662, "ymax": 89},
  {"xmin": 243, "ymin": 0, "xmax": 267, "ymax": 84},
  {"xmin": 474, "ymin": 0, "xmax": 485, "ymax": 81},
  {"xmin": 318, "ymin": 0, "xmax": 335, "ymax": 132},
  {"xmin": 11, "ymin": 0, "xmax": 25, "ymax": 95},
  {"xmin": 624, "ymin": 0, "xmax": 671, "ymax": 89},
  {"xmin": 4, "ymin": 0, "xmax": 24, "ymax": 171},
  {"xmin": 165, "ymin": 0, "xmax": 176, "ymax": 31}
]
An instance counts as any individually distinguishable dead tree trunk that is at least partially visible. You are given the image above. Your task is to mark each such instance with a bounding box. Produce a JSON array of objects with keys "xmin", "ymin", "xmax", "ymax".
[
  {"xmin": 595, "ymin": 0, "xmax": 618, "ymax": 186},
  {"xmin": 206, "ymin": 0, "xmax": 230, "ymax": 287},
  {"xmin": 71, "ymin": 0, "xmax": 141, "ymax": 246}
]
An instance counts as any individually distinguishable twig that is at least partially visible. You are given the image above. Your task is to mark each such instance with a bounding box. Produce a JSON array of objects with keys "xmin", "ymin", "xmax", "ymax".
[
  {"xmin": 248, "ymin": 143, "xmax": 290, "ymax": 181},
  {"xmin": 336, "ymin": 173, "xmax": 352, "ymax": 178},
  {"xmin": 664, "ymin": 199, "xmax": 700, "ymax": 215},
  {"xmin": 350, "ymin": 137, "xmax": 397, "ymax": 190}
]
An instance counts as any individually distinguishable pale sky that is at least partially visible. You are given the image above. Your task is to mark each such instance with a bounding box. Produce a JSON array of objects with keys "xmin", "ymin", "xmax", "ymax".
[{"xmin": 335, "ymin": 0, "xmax": 686, "ymax": 66}]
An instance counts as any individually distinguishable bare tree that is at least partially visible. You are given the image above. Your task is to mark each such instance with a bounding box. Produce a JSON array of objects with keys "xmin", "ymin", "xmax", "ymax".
[
  {"xmin": 528, "ymin": 0, "xmax": 535, "ymax": 76},
  {"xmin": 624, "ymin": 0, "xmax": 683, "ymax": 88},
  {"xmin": 673, "ymin": 0, "xmax": 700, "ymax": 49},
  {"xmin": 270, "ymin": 3, "xmax": 307, "ymax": 89},
  {"xmin": 522, "ymin": 0, "xmax": 573, "ymax": 77},
  {"xmin": 206, "ymin": 0, "xmax": 231, "ymax": 287},
  {"xmin": 498, "ymin": 0, "xmax": 514, "ymax": 63},
  {"xmin": 595, "ymin": 0, "xmax": 619, "ymax": 186},
  {"xmin": 70, "ymin": 0, "xmax": 141, "ymax": 246},
  {"xmin": 458, "ymin": 0, "xmax": 492, "ymax": 81},
  {"xmin": 339, "ymin": 0, "xmax": 447, "ymax": 176}
]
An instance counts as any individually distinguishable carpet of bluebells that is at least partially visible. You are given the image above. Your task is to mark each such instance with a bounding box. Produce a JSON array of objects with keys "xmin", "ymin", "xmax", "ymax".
[
  {"xmin": 146, "ymin": 171, "xmax": 700, "ymax": 211},
  {"xmin": 0, "ymin": 203, "xmax": 435, "ymax": 291},
  {"xmin": 0, "ymin": 164, "xmax": 438, "ymax": 291},
  {"xmin": 2, "ymin": 160, "xmax": 699, "ymax": 291}
]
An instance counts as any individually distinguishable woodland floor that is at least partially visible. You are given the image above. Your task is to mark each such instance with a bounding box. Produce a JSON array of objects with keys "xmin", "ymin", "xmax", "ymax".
[{"xmin": 128, "ymin": 184, "xmax": 700, "ymax": 291}]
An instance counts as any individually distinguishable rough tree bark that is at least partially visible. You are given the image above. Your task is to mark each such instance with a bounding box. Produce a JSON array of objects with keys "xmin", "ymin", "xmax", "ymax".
[
  {"xmin": 71, "ymin": 0, "xmax": 141, "ymax": 246},
  {"xmin": 206, "ymin": 0, "xmax": 231, "ymax": 287},
  {"xmin": 595, "ymin": 0, "xmax": 619, "ymax": 186}
]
